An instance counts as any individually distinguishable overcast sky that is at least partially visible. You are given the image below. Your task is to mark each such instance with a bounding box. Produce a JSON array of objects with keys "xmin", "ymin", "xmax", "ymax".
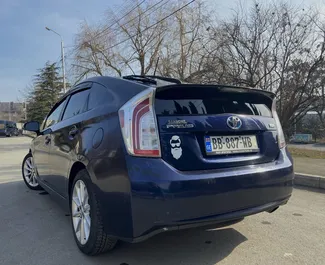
[{"xmin": 0, "ymin": 0, "xmax": 324, "ymax": 102}]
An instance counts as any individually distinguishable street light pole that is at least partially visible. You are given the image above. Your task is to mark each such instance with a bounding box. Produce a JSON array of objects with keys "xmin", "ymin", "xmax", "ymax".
[
  {"xmin": 61, "ymin": 40, "xmax": 66, "ymax": 93},
  {"xmin": 45, "ymin": 27, "xmax": 66, "ymax": 93}
]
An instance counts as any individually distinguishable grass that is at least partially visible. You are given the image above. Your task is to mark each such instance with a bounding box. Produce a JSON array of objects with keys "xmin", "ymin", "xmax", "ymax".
[{"xmin": 288, "ymin": 147, "xmax": 325, "ymax": 159}]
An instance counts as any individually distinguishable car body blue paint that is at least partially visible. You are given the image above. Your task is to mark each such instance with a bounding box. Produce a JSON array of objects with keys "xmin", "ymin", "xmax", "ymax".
[{"xmin": 26, "ymin": 76, "xmax": 294, "ymax": 243}]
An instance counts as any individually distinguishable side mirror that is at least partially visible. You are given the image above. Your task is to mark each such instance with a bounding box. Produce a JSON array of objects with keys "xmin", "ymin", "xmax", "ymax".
[{"xmin": 23, "ymin": 121, "xmax": 40, "ymax": 133}]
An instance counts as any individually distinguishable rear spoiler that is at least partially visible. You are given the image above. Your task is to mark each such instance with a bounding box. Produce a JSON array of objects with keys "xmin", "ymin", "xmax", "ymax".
[{"xmin": 155, "ymin": 84, "xmax": 276, "ymax": 100}]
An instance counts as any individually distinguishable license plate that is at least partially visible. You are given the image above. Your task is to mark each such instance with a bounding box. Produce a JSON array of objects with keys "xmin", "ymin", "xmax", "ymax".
[{"xmin": 205, "ymin": 135, "xmax": 259, "ymax": 155}]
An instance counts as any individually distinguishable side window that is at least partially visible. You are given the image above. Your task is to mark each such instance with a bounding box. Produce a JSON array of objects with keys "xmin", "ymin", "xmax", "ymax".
[
  {"xmin": 43, "ymin": 98, "xmax": 67, "ymax": 130},
  {"xmin": 88, "ymin": 83, "xmax": 114, "ymax": 110},
  {"xmin": 62, "ymin": 89, "xmax": 90, "ymax": 120}
]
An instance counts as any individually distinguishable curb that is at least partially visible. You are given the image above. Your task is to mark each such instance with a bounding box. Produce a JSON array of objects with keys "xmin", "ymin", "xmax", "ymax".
[
  {"xmin": 22, "ymin": 133, "xmax": 35, "ymax": 139},
  {"xmin": 295, "ymin": 173, "xmax": 325, "ymax": 190}
]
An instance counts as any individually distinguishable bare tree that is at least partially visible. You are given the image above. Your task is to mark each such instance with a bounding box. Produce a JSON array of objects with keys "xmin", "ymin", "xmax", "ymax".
[
  {"xmin": 114, "ymin": 1, "xmax": 167, "ymax": 76},
  {"xmin": 70, "ymin": 0, "xmax": 325, "ymax": 138},
  {"xmin": 72, "ymin": 22, "xmax": 124, "ymax": 81},
  {"xmin": 215, "ymin": 2, "xmax": 279, "ymax": 89},
  {"xmin": 72, "ymin": 0, "xmax": 168, "ymax": 80},
  {"xmin": 157, "ymin": 0, "xmax": 213, "ymax": 83},
  {"xmin": 211, "ymin": 1, "xmax": 325, "ymax": 135}
]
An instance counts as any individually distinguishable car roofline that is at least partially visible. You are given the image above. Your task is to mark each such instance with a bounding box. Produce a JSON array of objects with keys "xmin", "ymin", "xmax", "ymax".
[{"xmin": 61, "ymin": 76, "xmax": 275, "ymax": 100}]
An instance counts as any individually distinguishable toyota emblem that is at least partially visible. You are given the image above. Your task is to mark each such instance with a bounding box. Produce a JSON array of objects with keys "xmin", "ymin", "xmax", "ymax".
[{"xmin": 227, "ymin": 116, "xmax": 242, "ymax": 130}]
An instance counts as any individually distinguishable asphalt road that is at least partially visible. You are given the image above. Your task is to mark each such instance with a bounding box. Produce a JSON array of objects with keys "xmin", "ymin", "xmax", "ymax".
[{"xmin": 1, "ymin": 136, "xmax": 325, "ymax": 265}]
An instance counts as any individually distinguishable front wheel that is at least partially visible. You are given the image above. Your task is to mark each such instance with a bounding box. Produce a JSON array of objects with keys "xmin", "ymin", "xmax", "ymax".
[
  {"xmin": 22, "ymin": 153, "xmax": 42, "ymax": 190},
  {"xmin": 70, "ymin": 169, "xmax": 117, "ymax": 255}
]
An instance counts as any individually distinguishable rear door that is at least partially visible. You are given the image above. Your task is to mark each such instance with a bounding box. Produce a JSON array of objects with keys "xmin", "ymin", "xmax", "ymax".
[
  {"xmin": 48, "ymin": 87, "xmax": 91, "ymax": 198},
  {"xmin": 33, "ymin": 98, "xmax": 68, "ymax": 182},
  {"xmin": 155, "ymin": 85, "xmax": 278, "ymax": 171}
]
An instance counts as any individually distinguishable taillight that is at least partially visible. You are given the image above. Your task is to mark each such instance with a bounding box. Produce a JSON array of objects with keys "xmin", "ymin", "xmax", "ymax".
[
  {"xmin": 272, "ymin": 100, "xmax": 286, "ymax": 149},
  {"xmin": 118, "ymin": 88, "xmax": 161, "ymax": 157}
]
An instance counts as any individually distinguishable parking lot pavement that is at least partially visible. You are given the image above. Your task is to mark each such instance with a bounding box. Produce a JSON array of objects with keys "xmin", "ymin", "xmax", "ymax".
[{"xmin": 1, "ymin": 136, "xmax": 325, "ymax": 265}]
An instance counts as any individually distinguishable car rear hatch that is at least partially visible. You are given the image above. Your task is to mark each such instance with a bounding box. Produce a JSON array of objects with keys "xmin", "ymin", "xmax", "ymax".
[{"xmin": 154, "ymin": 84, "xmax": 279, "ymax": 171}]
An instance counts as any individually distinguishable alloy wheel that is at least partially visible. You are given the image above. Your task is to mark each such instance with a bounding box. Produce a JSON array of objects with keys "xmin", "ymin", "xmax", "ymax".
[
  {"xmin": 23, "ymin": 156, "xmax": 39, "ymax": 187},
  {"xmin": 72, "ymin": 180, "xmax": 91, "ymax": 245}
]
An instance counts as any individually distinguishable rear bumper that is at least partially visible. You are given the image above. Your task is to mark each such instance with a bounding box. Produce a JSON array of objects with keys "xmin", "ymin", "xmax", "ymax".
[
  {"xmin": 124, "ymin": 196, "xmax": 289, "ymax": 243},
  {"xmin": 126, "ymin": 148, "xmax": 293, "ymax": 241}
]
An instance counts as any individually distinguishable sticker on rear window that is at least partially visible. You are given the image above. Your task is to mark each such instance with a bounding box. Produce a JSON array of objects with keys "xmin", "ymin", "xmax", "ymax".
[
  {"xmin": 170, "ymin": 135, "xmax": 182, "ymax": 159},
  {"xmin": 205, "ymin": 136, "xmax": 212, "ymax": 152}
]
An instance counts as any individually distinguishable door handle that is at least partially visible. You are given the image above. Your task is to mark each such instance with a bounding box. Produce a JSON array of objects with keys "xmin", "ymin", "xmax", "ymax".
[
  {"xmin": 45, "ymin": 136, "xmax": 51, "ymax": 145},
  {"xmin": 69, "ymin": 126, "xmax": 79, "ymax": 139}
]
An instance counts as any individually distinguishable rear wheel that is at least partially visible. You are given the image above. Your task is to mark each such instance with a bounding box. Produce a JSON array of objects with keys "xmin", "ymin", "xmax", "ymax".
[
  {"xmin": 22, "ymin": 153, "xmax": 42, "ymax": 190},
  {"xmin": 70, "ymin": 169, "xmax": 117, "ymax": 255}
]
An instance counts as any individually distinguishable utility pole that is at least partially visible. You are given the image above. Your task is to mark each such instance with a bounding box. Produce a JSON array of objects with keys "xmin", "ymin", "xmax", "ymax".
[
  {"xmin": 9, "ymin": 102, "xmax": 13, "ymax": 121},
  {"xmin": 24, "ymin": 101, "xmax": 27, "ymax": 121},
  {"xmin": 45, "ymin": 27, "xmax": 66, "ymax": 93},
  {"xmin": 61, "ymin": 40, "xmax": 66, "ymax": 93}
]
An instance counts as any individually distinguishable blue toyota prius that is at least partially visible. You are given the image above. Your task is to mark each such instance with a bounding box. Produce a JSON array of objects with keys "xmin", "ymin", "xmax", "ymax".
[{"xmin": 22, "ymin": 75, "xmax": 294, "ymax": 255}]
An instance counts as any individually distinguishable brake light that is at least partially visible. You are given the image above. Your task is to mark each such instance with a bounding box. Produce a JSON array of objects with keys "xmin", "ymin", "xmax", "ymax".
[
  {"xmin": 118, "ymin": 88, "xmax": 161, "ymax": 157},
  {"xmin": 272, "ymin": 100, "xmax": 286, "ymax": 149}
]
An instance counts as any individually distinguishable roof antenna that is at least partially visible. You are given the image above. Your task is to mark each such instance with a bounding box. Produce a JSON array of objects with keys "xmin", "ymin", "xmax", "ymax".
[{"xmin": 153, "ymin": 57, "xmax": 160, "ymax": 76}]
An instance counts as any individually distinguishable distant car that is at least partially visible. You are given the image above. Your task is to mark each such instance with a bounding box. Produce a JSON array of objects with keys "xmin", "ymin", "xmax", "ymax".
[
  {"xmin": 22, "ymin": 75, "xmax": 294, "ymax": 255},
  {"xmin": 0, "ymin": 120, "xmax": 19, "ymax": 137}
]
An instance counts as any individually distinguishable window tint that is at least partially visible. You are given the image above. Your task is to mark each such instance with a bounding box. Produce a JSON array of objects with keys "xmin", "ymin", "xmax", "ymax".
[
  {"xmin": 155, "ymin": 99, "xmax": 272, "ymax": 117},
  {"xmin": 88, "ymin": 83, "xmax": 113, "ymax": 110},
  {"xmin": 43, "ymin": 98, "xmax": 67, "ymax": 130},
  {"xmin": 7, "ymin": 122, "xmax": 16, "ymax": 128},
  {"xmin": 62, "ymin": 89, "xmax": 90, "ymax": 120},
  {"xmin": 155, "ymin": 87, "xmax": 272, "ymax": 117}
]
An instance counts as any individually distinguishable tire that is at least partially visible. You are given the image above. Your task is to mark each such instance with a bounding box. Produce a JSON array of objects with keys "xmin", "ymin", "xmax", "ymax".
[
  {"xmin": 70, "ymin": 169, "xmax": 117, "ymax": 255},
  {"xmin": 22, "ymin": 153, "xmax": 42, "ymax": 190}
]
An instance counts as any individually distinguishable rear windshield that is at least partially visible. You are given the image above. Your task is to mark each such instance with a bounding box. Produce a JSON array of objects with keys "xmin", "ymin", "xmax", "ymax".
[{"xmin": 155, "ymin": 87, "xmax": 272, "ymax": 117}]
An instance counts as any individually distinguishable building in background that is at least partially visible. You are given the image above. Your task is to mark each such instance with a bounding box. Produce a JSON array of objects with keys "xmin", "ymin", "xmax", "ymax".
[{"xmin": 0, "ymin": 102, "xmax": 25, "ymax": 122}]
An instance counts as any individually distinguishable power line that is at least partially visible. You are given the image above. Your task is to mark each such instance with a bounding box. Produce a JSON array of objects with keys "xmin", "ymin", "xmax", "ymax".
[
  {"xmin": 94, "ymin": 0, "xmax": 167, "ymax": 42},
  {"xmin": 65, "ymin": 0, "xmax": 168, "ymax": 49},
  {"xmin": 103, "ymin": 0, "xmax": 195, "ymax": 51},
  {"xmin": 63, "ymin": 0, "xmax": 145, "ymax": 49},
  {"xmin": 83, "ymin": 0, "xmax": 146, "ymax": 45}
]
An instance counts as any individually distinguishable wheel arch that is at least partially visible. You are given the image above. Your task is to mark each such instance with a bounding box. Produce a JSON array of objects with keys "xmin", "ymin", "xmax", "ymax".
[{"xmin": 68, "ymin": 161, "xmax": 86, "ymax": 197}]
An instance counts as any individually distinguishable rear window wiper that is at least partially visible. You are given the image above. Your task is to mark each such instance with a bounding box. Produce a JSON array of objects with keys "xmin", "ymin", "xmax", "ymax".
[
  {"xmin": 144, "ymin": 75, "xmax": 181, "ymax": 84},
  {"xmin": 122, "ymin": 75, "xmax": 182, "ymax": 86},
  {"xmin": 122, "ymin": 75, "xmax": 157, "ymax": 85}
]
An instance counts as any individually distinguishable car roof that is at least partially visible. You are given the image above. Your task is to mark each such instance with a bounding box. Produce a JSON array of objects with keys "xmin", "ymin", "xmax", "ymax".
[
  {"xmin": 58, "ymin": 76, "xmax": 149, "ymax": 105},
  {"xmin": 63, "ymin": 75, "xmax": 275, "ymax": 99}
]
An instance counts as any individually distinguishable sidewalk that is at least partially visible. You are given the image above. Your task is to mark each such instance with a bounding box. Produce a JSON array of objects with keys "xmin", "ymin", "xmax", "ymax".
[
  {"xmin": 289, "ymin": 143, "xmax": 325, "ymax": 152},
  {"xmin": 293, "ymin": 157, "xmax": 324, "ymax": 177},
  {"xmin": 293, "ymin": 156, "xmax": 325, "ymax": 189}
]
